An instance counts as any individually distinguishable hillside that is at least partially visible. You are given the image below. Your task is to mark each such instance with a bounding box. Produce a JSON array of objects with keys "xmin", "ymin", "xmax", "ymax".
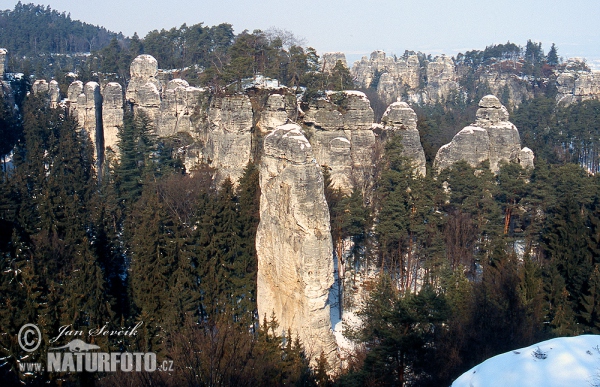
[{"xmin": 0, "ymin": 2, "xmax": 119, "ymax": 56}]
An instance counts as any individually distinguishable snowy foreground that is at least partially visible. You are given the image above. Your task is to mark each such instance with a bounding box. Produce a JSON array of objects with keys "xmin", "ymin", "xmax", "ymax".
[{"xmin": 452, "ymin": 335, "xmax": 600, "ymax": 387}]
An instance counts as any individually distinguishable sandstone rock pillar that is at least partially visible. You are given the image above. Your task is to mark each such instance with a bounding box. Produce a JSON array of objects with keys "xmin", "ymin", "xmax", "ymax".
[
  {"xmin": 381, "ymin": 101, "xmax": 427, "ymax": 176},
  {"xmin": 0, "ymin": 48, "xmax": 6, "ymax": 78},
  {"xmin": 102, "ymin": 82, "xmax": 123, "ymax": 154},
  {"xmin": 256, "ymin": 123, "xmax": 338, "ymax": 367}
]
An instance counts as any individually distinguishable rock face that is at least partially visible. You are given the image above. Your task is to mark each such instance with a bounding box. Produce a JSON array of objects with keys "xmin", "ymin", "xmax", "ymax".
[
  {"xmin": 434, "ymin": 95, "xmax": 534, "ymax": 172},
  {"xmin": 32, "ymin": 79, "xmax": 60, "ymax": 108},
  {"xmin": 380, "ymin": 101, "xmax": 427, "ymax": 176},
  {"xmin": 352, "ymin": 51, "xmax": 422, "ymax": 104},
  {"xmin": 67, "ymin": 81, "xmax": 84, "ymax": 116},
  {"xmin": 256, "ymin": 123, "xmax": 337, "ymax": 366},
  {"xmin": 199, "ymin": 94, "xmax": 254, "ymax": 183},
  {"xmin": 256, "ymin": 93, "xmax": 297, "ymax": 133},
  {"xmin": 158, "ymin": 79, "xmax": 204, "ymax": 137},
  {"xmin": 303, "ymin": 91, "xmax": 376, "ymax": 193},
  {"xmin": 126, "ymin": 55, "xmax": 162, "ymax": 126},
  {"xmin": 321, "ymin": 52, "xmax": 348, "ymax": 72},
  {"xmin": 556, "ymin": 59, "xmax": 600, "ymax": 105},
  {"xmin": 478, "ymin": 71, "xmax": 532, "ymax": 108},
  {"xmin": 425, "ymin": 56, "xmax": 459, "ymax": 102},
  {"xmin": 352, "ymin": 51, "xmax": 460, "ymax": 104},
  {"xmin": 102, "ymin": 82, "xmax": 123, "ymax": 154},
  {"xmin": 77, "ymin": 82, "xmax": 103, "ymax": 158},
  {"xmin": 0, "ymin": 49, "xmax": 7, "ymax": 78}
]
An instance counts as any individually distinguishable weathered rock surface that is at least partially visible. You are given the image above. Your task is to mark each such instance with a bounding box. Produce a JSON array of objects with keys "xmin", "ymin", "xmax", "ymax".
[
  {"xmin": 256, "ymin": 123, "xmax": 338, "ymax": 367},
  {"xmin": 556, "ymin": 60, "xmax": 600, "ymax": 105},
  {"xmin": 158, "ymin": 79, "xmax": 204, "ymax": 137},
  {"xmin": 434, "ymin": 95, "xmax": 533, "ymax": 172},
  {"xmin": 478, "ymin": 71, "xmax": 532, "ymax": 108},
  {"xmin": 126, "ymin": 55, "xmax": 162, "ymax": 126},
  {"xmin": 352, "ymin": 51, "xmax": 421, "ymax": 104},
  {"xmin": 67, "ymin": 81, "xmax": 84, "ymax": 116},
  {"xmin": 256, "ymin": 93, "xmax": 297, "ymax": 133},
  {"xmin": 425, "ymin": 56, "xmax": 459, "ymax": 102},
  {"xmin": 303, "ymin": 91, "xmax": 376, "ymax": 193},
  {"xmin": 77, "ymin": 82, "xmax": 103, "ymax": 156},
  {"xmin": 380, "ymin": 101, "xmax": 426, "ymax": 176},
  {"xmin": 102, "ymin": 82, "xmax": 123, "ymax": 154},
  {"xmin": 201, "ymin": 94, "xmax": 254, "ymax": 183},
  {"xmin": 321, "ymin": 52, "xmax": 347, "ymax": 73},
  {"xmin": 32, "ymin": 79, "xmax": 61, "ymax": 108},
  {"xmin": 0, "ymin": 48, "xmax": 6, "ymax": 78}
]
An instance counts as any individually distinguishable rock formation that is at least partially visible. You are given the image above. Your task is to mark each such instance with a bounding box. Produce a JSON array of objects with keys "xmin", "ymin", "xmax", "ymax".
[
  {"xmin": 351, "ymin": 51, "xmax": 460, "ymax": 104},
  {"xmin": 434, "ymin": 95, "xmax": 534, "ymax": 173},
  {"xmin": 102, "ymin": 82, "xmax": 124, "ymax": 154},
  {"xmin": 32, "ymin": 79, "xmax": 60, "ymax": 108},
  {"xmin": 256, "ymin": 123, "xmax": 338, "ymax": 367},
  {"xmin": 0, "ymin": 48, "xmax": 6, "ymax": 79},
  {"xmin": 303, "ymin": 91, "xmax": 376, "ymax": 193},
  {"xmin": 478, "ymin": 71, "xmax": 532, "ymax": 108},
  {"xmin": 201, "ymin": 94, "xmax": 254, "ymax": 183},
  {"xmin": 425, "ymin": 56, "xmax": 459, "ymax": 102},
  {"xmin": 77, "ymin": 82, "xmax": 103, "ymax": 157},
  {"xmin": 380, "ymin": 101, "xmax": 427, "ymax": 176},
  {"xmin": 321, "ymin": 52, "xmax": 348, "ymax": 72},
  {"xmin": 126, "ymin": 55, "xmax": 162, "ymax": 126},
  {"xmin": 556, "ymin": 59, "xmax": 600, "ymax": 105},
  {"xmin": 67, "ymin": 81, "xmax": 84, "ymax": 116},
  {"xmin": 256, "ymin": 93, "xmax": 297, "ymax": 133},
  {"xmin": 157, "ymin": 79, "xmax": 204, "ymax": 137}
]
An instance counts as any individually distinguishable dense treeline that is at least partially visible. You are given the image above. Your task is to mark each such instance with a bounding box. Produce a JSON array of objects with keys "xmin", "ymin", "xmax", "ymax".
[
  {"xmin": 2, "ymin": 70, "xmax": 600, "ymax": 387},
  {"xmin": 0, "ymin": 2, "xmax": 354, "ymax": 99},
  {"xmin": 0, "ymin": 2, "xmax": 119, "ymax": 56},
  {"xmin": 1, "ymin": 4, "xmax": 600, "ymax": 386},
  {"xmin": 514, "ymin": 97, "xmax": 600, "ymax": 172},
  {"xmin": 328, "ymin": 140, "xmax": 600, "ymax": 385},
  {"xmin": 0, "ymin": 91, "xmax": 329, "ymax": 385}
]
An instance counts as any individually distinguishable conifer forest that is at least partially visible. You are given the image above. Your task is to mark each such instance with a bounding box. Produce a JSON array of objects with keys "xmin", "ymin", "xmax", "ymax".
[{"xmin": 1, "ymin": 3, "xmax": 600, "ymax": 386}]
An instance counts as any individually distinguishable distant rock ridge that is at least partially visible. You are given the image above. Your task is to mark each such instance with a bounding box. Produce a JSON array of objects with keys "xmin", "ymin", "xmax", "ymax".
[
  {"xmin": 321, "ymin": 52, "xmax": 348, "ymax": 72},
  {"xmin": 434, "ymin": 95, "xmax": 534, "ymax": 173},
  {"xmin": 350, "ymin": 50, "xmax": 600, "ymax": 109},
  {"xmin": 351, "ymin": 51, "xmax": 459, "ymax": 105},
  {"xmin": 32, "ymin": 53, "xmax": 432, "ymax": 195},
  {"xmin": 556, "ymin": 58, "xmax": 600, "ymax": 105}
]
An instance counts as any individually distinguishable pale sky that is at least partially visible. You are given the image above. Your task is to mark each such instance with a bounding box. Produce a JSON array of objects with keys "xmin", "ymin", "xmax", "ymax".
[{"xmin": 2, "ymin": 0, "xmax": 599, "ymax": 67}]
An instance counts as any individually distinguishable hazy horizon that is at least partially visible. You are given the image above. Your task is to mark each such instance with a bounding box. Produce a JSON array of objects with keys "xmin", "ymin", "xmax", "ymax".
[{"xmin": 1, "ymin": 0, "xmax": 599, "ymax": 68}]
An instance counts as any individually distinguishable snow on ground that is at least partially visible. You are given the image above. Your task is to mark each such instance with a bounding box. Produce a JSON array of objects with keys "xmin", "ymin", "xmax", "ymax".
[
  {"xmin": 2, "ymin": 152, "xmax": 13, "ymax": 173},
  {"xmin": 242, "ymin": 75, "xmax": 286, "ymax": 90},
  {"xmin": 452, "ymin": 335, "xmax": 600, "ymax": 387}
]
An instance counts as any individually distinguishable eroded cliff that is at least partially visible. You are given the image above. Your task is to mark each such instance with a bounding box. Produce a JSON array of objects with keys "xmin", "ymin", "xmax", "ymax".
[{"xmin": 256, "ymin": 123, "xmax": 338, "ymax": 366}]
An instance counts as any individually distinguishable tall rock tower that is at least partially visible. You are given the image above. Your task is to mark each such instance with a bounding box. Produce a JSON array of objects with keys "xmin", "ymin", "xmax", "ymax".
[
  {"xmin": 256, "ymin": 123, "xmax": 338, "ymax": 367},
  {"xmin": 0, "ymin": 49, "xmax": 7, "ymax": 79}
]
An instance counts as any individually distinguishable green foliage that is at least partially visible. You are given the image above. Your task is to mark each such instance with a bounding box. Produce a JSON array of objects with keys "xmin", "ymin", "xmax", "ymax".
[
  {"xmin": 547, "ymin": 43, "xmax": 559, "ymax": 66},
  {"xmin": 0, "ymin": 2, "xmax": 119, "ymax": 56},
  {"xmin": 343, "ymin": 275, "xmax": 449, "ymax": 386}
]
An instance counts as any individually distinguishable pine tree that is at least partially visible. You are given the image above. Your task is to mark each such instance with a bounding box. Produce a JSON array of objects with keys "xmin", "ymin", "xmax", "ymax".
[
  {"xmin": 547, "ymin": 43, "xmax": 559, "ymax": 66},
  {"xmin": 127, "ymin": 183, "xmax": 172, "ymax": 354},
  {"xmin": 581, "ymin": 265, "xmax": 600, "ymax": 333},
  {"xmin": 114, "ymin": 111, "xmax": 156, "ymax": 207}
]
